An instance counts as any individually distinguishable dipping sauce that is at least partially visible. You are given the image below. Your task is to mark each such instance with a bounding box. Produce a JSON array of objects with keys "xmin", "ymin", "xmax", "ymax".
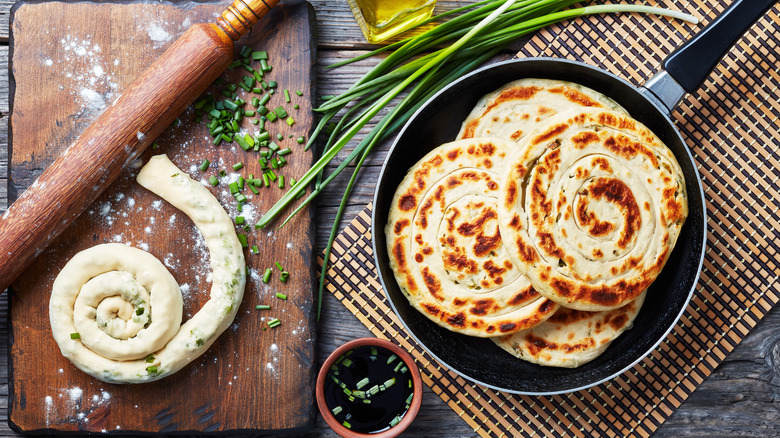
[{"xmin": 323, "ymin": 345, "xmax": 415, "ymax": 433}]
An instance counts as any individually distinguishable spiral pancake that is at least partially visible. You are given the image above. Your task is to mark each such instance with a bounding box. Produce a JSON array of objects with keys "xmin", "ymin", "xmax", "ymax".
[
  {"xmin": 386, "ymin": 138, "xmax": 559, "ymax": 337},
  {"xmin": 493, "ymin": 292, "xmax": 646, "ymax": 368},
  {"xmin": 50, "ymin": 155, "xmax": 245, "ymax": 383},
  {"xmin": 457, "ymin": 78, "xmax": 625, "ymax": 142},
  {"xmin": 498, "ymin": 109, "xmax": 687, "ymax": 311}
]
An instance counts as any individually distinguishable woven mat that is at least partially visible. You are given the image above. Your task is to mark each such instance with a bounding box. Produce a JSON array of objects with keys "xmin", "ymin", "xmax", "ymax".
[{"xmin": 322, "ymin": 2, "xmax": 780, "ymax": 437}]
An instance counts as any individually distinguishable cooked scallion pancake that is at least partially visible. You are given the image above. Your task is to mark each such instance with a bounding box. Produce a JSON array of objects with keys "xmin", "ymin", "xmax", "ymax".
[
  {"xmin": 386, "ymin": 138, "xmax": 559, "ymax": 337},
  {"xmin": 498, "ymin": 109, "xmax": 687, "ymax": 311},
  {"xmin": 493, "ymin": 291, "xmax": 646, "ymax": 368},
  {"xmin": 457, "ymin": 78, "xmax": 625, "ymax": 142}
]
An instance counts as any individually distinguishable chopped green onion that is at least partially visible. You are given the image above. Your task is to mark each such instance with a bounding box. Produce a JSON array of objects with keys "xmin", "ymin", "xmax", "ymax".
[
  {"xmin": 199, "ymin": 159, "xmax": 210, "ymax": 172},
  {"xmin": 255, "ymin": 304, "xmax": 271, "ymax": 310},
  {"xmin": 277, "ymin": 148, "xmax": 291, "ymax": 156},
  {"xmin": 284, "ymin": 89, "xmax": 291, "ymax": 103},
  {"xmin": 237, "ymin": 233, "xmax": 248, "ymax": 248},
  {"xmin": 276, "ymin": 292, "xmax": 287, "ymax": 300},
  {"xmin": 275, "ymin": 261, "xmax": 284, "ymax": 271},
  {"xmin": 70, "ymin": 332, "xmax": 80, "ymax": 340},
  {"xmin": 286, "ymin": 116, "xmax": 295, "ymax": 126},
  {"xmin": 252, "ymin": 51, "xmax": 268, "ymax": 60},
  {"xmin": 275, "ymin": 106, "xmax": 288, "ymax": 118},
  {"xmin": 235, "ymin": 216, "xmax": 245, "ymax": 225},
  {"xmin": 278, "ymin": 175, "xmax": 285, "ymax": 189},
  {"xmin": 233, "ymin": 162, "xmax": 244, "ymax": 171},
  {"xmin": 229, "ymin": 182, "xmax": 239, "ymax": 194},
  {"xmin": 262, "ymin": 268, "xmax": 272, "ymax": 283},
  {"xmin": 295, "ymin": 90, "xmax": 303, "ymax": 96},
  {"xmin": 296, "ymin": 136, "xmax": 305, "ymax": 144},
  {"xmin": 239, "ymin": 45, "xmax": 252, "ymax": 58},
  {"xmin": 209, "ymin": 176, "xmax": 219, "ymax": 186},
  {"xmin": 146, "ymin": 366, "xmax": 159, "ymax": 374}
]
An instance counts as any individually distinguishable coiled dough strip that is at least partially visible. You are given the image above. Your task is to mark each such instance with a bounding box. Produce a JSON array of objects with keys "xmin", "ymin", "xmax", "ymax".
[{"xmin": 49, "ymin": 154, "xmax": 245, "ymax": 383}]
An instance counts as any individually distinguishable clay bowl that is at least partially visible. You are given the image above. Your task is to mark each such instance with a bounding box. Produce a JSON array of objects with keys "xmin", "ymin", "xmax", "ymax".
[{"xmin": 316, "ymin": 338, "xmax": 423, "ymax": 438}]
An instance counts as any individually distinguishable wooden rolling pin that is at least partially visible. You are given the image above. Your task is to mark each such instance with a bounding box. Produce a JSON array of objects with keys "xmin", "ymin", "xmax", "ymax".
[{"xmin": 0, "ymin": 0, "xmax": 280, "ymax": 292}]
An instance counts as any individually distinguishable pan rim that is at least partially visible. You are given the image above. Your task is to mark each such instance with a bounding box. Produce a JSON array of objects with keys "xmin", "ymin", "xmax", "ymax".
[{"xmin": 371, "ymin": 57, "xmax": 707, "ymax": 395}]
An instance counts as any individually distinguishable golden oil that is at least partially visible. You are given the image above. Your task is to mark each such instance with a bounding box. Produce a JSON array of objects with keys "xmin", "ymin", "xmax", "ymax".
[{"xmin": 348, "ymin": 0, "xmax": 437, "ymax": 44}]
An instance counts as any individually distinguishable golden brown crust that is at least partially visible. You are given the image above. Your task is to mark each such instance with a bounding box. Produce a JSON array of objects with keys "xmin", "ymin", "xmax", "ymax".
[
  {"xmin": 386, "ymin": 138, "xmax": 559, "ymax": 337},
  {"xmin": 498, "ymin": 109, "xmax": 687, "ymax": 311},
  {"xmin": 493, "ymin": 292, "xmax": 646, "ymax": 368},
  {"xmin": 457, "ymin": 79, "xmax": 626, "ymax": 142}
]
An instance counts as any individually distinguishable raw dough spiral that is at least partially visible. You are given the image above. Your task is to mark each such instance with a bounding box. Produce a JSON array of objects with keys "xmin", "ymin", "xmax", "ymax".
[
  {"xmin": 50, "ymin": 155, "xmax": 245, "ymax": 383},
  {"xmin": 498, "ymin": 109, "xmax": 687, "ymax": 311}
]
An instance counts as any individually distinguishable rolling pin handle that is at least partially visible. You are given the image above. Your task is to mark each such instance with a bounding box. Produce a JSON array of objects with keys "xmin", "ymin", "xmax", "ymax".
[{"xmin": 217, "ymin": 0, "xmax": 281, "ymax": 41}]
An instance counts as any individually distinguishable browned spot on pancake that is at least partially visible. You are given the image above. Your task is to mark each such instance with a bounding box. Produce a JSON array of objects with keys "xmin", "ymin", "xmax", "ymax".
[
  {"xmin": 398, "ymin": 194, "xmax": 416, "ymax": 211},
  {"xmin": 414, "ymin": 253, "xmax": 423, "ymax": 263},
  {"xmin": 392, "ymin": 239, "xmax": 406, "ymax": 269},
  {"xmin": 524, "ymin": 333, "xmax": 595, "ymax": 356},
  {"xmin": 422, "ymin": 246, "xmax": 433, "ymax": 256},
  {"xmin": 577, "ymin": 198, "xmax": 614, "ymax": 237},
  {"xmin": 462, "ymin": 120, "xmax": 478, "ymax": 138},
  {"xmin": 421, "ymin": 266, "xmax": 443, "ymax": 300},
  {"xmin": 470, "ymin": 298, "xmax": 496, "ymax": 316},
  {"xmin": 427, "ymin": 155, "xmax": 443, "ymax": 166},
  {"xmin": 422, "ymin": 303, "xmax": 440, "ymax": 317},
  {"xmin": 447, "ymin": 149, "xmax": 461, "ymax": 160},
  {"xmin": 549, "ymin": 86, "xmax": 603, "ymax": 107},
  {"xmin": 537, "ymin": 232, "xmax": 564, "ymax": 259},
  {"xmin": 530, "ymin": 178, "xmax": 553, "ymax": 218},
  {"xmin": 474, "ymin": 232, "xmax": 501, "ymax": 258},
  {"xmin": 572, "ymin": 131, "xmax": 600, "ymax": 148},
  {"xmin": 549, "ymin": 307, "xmax": 595, "ymax": 324},
  {"xmin": 508, "ymin": 287, "xmax": 534, "ymax": 305},
  {"xmin": 457, "ymin": 209, "xmax": 497, "ymax": 237},
  {"xmin": 487, "ymin": 86, "xmax": 543, "ymax": 112},
  {"xmin": 664, "ymin": 187, "xmax": 686, "ymax": 222},
  {"xmin": 467, "ymin": 145, "xmax": 475, "ymax": 154},
  {"xmin": 479, "ymin": 142, "xmax": 496, "ymax": 156},
  {"xmin": 394, "ymin": 219, "xmax": 409, "ymax": 234},
  {"xmin": 415, "ymin": 234, "xmax": 424, "ymax": 244},
  {"xmin": 550, "ymin": 277, "xmax": 574, "ymax": 298},
  {"xmin": 471, "ymin": 321, "xmax": 480, "ymax": 328},
  {"xmin": 592, "ymin": 248, "xmax": 603, "ymax": 259},
  {"xmin": 499, "ymin": 322, "xmax": 517, "ymax": 333},
  {"xmin": 591, "ymin": 156, "xmax": 611, "ymax": 171},
  {"xmin": 445, "ymin": 208, "xmax": 461, "ymax": 232},
  {"xmin": 542, "ymin": 149, "xmax": 561, "ymax": 177},
  {"xmin": 447, "ymin": 312, "xmax": 466, "ymax": 328},
  {"xmin": 510, "ymin": 129, "xmax": 524, "ymax": 140},
  {"xmin": 505, "ymin": 182, "xmax": 517, "ymax": 208},
  {"xmin": 486, "ymin": 325, "xmax": 496, "ymax": 334},
  {"xmin": 487, "ymin": 180, "xmax": 498, "ymax": 191},
  {"xmin": 508, "ymin": 214, "xmax": 521, "ymax": 230},
  {"xmin": 492, "ymin": 116, "xmax": 499, "ymax": 122},
  {"xmin": 532, "ymin": 123, "xmax": 568, "ymax": 146},
  {"xmin": 443, "ymin": 252, "xmax": 477, "ymax": 274},
  {"xmin": 483, "ymin": 260, "xmax": 507, "ymax": 280},
  {"xmin": 483, "ymin": 159, "xmax": 493, "ymax": 168},
  {"xmin": 609, "ymin": 314, "xmax": 629, "ymax": 330},
  {"xmin": 588, "ymin": 178, "xmax": 641, "ymax": 247},
  {"xmin": 418, "ymin": 198, "xmax": 434, "ymax": 229},
  {"xmin": 539, "ymin": 299, "xmax": 556, "ymax": 313},
  {"xmin": 515, "ymin": 238, "xmax": 538, "ymax": 264},
  {"xmin": 453, "ymin": 298, "xmax": 466, "ymax": 306},
  {"xmin": 433, "ymin": 185, "xmax": 445, "ymax": 201}
]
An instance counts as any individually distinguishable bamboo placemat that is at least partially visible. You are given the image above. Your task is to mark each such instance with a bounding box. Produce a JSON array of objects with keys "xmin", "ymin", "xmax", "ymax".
[{"xmin": 322, "ymin": 2, "xmax": 780, "ymax": 437}]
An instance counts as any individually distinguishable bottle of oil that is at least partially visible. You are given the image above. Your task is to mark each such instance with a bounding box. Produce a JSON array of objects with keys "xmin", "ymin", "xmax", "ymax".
[{"xmin": 347, "ymin": 0, "xmax": 437, "ymax": 44}]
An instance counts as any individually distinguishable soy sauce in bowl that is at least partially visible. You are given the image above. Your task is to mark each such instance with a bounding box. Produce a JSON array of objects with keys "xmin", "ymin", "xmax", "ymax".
[{"xmin": 317, "ymin": 338, "xmax": 423, "ymax": 437}]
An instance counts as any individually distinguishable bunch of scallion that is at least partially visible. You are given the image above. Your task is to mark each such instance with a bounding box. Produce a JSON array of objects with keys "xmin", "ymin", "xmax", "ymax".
[{"xmin": 254, "ymin": 0, "xmax": 697, "ymax": 319}]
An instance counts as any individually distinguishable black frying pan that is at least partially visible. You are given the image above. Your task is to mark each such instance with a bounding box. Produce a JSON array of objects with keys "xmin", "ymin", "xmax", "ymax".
[{"xmin": 372, "ymin": 0, "xmax": 775, "ymax": 394}]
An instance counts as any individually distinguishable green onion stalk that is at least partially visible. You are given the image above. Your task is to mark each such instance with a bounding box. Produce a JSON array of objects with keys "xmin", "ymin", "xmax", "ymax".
[{"xmin": 254, "ymin": 0, "xmax": 697, "ymax": 319}]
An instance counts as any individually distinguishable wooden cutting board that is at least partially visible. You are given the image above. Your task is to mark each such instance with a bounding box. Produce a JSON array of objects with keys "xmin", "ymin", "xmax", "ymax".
[{"xmin": 8, "ymin": 0, "xmax": 317, "ymax": 434}]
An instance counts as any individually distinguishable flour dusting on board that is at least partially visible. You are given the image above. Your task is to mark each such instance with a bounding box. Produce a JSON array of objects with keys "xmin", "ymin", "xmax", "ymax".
[{"xmin": 43, "ymin": 386, "xmax": 115, "ymax": 428}]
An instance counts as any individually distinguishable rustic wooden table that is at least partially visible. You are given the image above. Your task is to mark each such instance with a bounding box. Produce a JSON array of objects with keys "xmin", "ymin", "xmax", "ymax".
[{"xmin": 0, "ymin": 1, "xmax": 778, "ymax": 436}]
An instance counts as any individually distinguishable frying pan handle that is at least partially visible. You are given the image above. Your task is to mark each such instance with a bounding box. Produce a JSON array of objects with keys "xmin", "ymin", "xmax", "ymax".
[{"xmin": 664, "ymin": 0, "xmax": 776, "ymax": 92}]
